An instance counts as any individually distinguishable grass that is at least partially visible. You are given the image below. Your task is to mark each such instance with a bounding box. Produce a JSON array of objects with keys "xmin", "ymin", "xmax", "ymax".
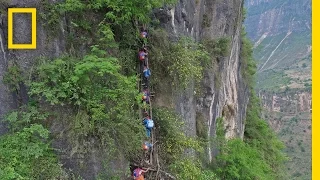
[
  {"xmin": 256, "ymin": 70, "xmax": 291, "ymax": 92},
  {"xmin": 262, "ymin": 108, "xmax": 311, "ymax": 180}
]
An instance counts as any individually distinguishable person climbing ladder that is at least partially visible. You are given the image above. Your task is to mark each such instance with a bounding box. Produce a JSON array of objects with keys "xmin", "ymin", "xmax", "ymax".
[
  {"xmin": 138, "ymin": 48, "xmax": 148, "ymax": 71},
  {"xmin": 140, "ymin": 29, "xmax": 148, "ymax": 38},
  {"xmin": 143, "ymin": 141, "xmax": 153, "ymax": 151},
  {"xmin": 143, "ymin": 140, "xmax": 153, "ymax": 165},
  {"xmin": 141, "ymin": 89, "xmax": 150, "ymax": 104},
  {"xmin": 128, "ymin": 26, "xmax": 164, "ymax": 179},
  {"xmin": 142, "ymin": 66, "xmax": 151, "ymax": 88},
  {"xmin": 142, "ymin": 116, "xmax": 154, "ymax": 138},
  {"xmin": 131, "ymin": 165, "xmax": 150, "ymax": 180}
]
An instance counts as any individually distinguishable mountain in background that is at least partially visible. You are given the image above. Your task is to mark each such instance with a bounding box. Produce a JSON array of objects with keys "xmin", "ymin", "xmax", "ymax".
[
  {"xmin": 244, "ymin": 0, "xmax": 311, "ymax": 179},
  {"xmin": 245, "ymin": 0, "xmax": 311, "ymax": 92}
]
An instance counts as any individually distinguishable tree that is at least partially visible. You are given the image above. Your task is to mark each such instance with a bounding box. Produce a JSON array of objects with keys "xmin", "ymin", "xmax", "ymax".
[{"xmin": 0, "ymin": 124, "xmax": 63, "ymax": 179}]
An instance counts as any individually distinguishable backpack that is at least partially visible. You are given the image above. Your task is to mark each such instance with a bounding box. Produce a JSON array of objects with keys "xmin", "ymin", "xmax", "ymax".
[
  {"xmin": 143, "ymin": 69, "xmax": 150, "ymax": 77},
  {"xmin": 139, "ymin": 52, "xmax": 145, "ymax": 60},
  {"xmin": 133, "ymin": 168, "xmax": 142, "ymax": 178},
  {"xmin": 147, "ymin": 119, "xmax": 154, "ymax": 128}
]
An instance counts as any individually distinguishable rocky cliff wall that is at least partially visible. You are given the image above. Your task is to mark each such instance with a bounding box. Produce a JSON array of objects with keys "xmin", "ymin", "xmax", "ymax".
[
  {"xmin": 244, "ymin": 0, "xmax": 311, "ymax": 72},
  {"xmin": 259, "ymin": 90, "xmax": 311, "ymax": 114},
  {"xmin": 0, "ymin": 0, "xmax": 66, "ymax": 136},
  {"xmin": 0, "ymin": 0, "xmax": 249, "ymax": 176},
  {"xmin": 154, "ymin": 0, "xmax": 249, "ymax": 161},
  {"xmin": 245, "ymin": 0, "xmax": 311, "ymax": 41}
]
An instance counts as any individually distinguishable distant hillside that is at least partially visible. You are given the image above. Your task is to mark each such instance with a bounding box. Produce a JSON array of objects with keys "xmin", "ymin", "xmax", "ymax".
[
  {"xmin": 244, "ymin": 0, "xmax": 311, "ymax": 179},
  {"xmin": 259, "ymin": 90, "xmax": 311, "ymax": 180},
  {"xmin": 244, "ymin": 0, "xmax": 311, "ymax": 92}
]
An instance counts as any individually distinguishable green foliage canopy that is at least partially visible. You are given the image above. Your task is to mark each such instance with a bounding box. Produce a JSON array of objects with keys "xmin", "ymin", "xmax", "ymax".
[{"xmin": 0, "ymin": 124, "xmax": 63, "ymax": 179}]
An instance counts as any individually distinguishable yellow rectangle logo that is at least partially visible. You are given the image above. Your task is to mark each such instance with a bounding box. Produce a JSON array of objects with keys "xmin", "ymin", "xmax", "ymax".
[{"xmin": 8, "ymin": 8, "xmax": 37, "ymax": 49}]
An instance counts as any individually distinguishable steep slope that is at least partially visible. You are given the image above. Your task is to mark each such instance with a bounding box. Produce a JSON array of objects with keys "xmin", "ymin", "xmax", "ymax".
[
  {"xmin": 0, "ymin": 0, "xmax": 260, "ymax": 179},
  {"xmin": 259, "ymin": 90, "xmax": 311, "ymax": 179},
  {"xmin": 153, "ymin": 0, "xmax": 249, "ymax": 161},
  {"xmin": 244, "ymin": 0, "xmax": 311, "ymax": 179},
  {"xmin": 245, "ymin": 0, "xmax": 311, "ymax": 91},
  {"xmin": 0, "ymin": 0, "xmax": 66, "ymax": 135}
]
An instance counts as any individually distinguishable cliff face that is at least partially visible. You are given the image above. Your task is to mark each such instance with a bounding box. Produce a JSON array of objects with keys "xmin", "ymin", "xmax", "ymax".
[
  {"xmin": 258, "ymin": 90, "xmax": 311, "ymax": 179},
  {"xmin": 245, "ymin": 0, "xmax": 310, "ymax": 41},
  {"xmin": 259, "ymin": 90, "xmax": 311, "ymax": 114},
  {"xmin": 154, "ymin": 0, "xmax": 248, "ymax": 161},
  {"xmin": 0, "ymin": 0, "xmax": 248, "ymax": 177},
  {"xmin": 259, "ymin": 89, "xmax": 311, "ymax": 133},
  {"xmin": 0, "ymin": 0, "xmax": 66, "ymax": 136},
  {"xmin": 244, "ymin": 0, "xmax": 311, "ymax": 87},
  {"xmin": 245, "ymin": 1, "xmax": 311, "ymax": 178},
  {"xmin": 259, "ymin": 90, "xmax": 311, "ymax": 132}
]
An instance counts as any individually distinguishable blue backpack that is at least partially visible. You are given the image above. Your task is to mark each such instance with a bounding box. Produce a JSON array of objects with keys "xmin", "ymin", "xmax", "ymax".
[
  {"xmin": 143, "ymin": 69, "xmax": 151, "ymax": 77},
  {"xmin": 147, "ymin": 119, "xmax": 154, "ymax": 128}
]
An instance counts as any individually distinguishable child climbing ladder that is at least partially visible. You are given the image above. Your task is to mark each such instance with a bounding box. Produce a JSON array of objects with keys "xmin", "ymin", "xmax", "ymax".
[{"xmin": 129, "ymin": 23, "xmax": 176, "ymax": 180}]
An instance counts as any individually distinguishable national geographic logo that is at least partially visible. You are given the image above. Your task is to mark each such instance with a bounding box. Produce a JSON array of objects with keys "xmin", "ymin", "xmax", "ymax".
[{"xmin": 8, "ymin": 8, "xmax": 37, "ymax": 49}]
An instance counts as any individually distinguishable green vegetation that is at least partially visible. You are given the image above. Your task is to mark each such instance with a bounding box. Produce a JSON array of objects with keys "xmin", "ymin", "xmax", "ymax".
[
  {"xmin": 167, "ymin": 38, "xmax": 210, "ymax": 88},
  {"xmin": 149, "ymin": 29, "xmax": 232, "ymax": 91},
  {"xmin": 216, "ymin": 138, "xmax": 274, "ymax": 179},
  {"xmin": 240, "ymin": 27, "xmax": 257, "ymax": 87},
  {"xmin": 149, "ymin": 30, "xmax": 210, "ymax": 89},
  {"xmin": 40, "ymin": 0, "xmax": 175, "ymax": 50},
  {"xmin": 3, "ymin": 64, "xmax": 24, "ymax": 93},
  {"xmin": 154, "ymin": 108, "xmax": 202, "ymax": 162},
  {"xmin": 202, "ymin": 37, "xmax": 231, "ymax": 58},
  {"xmin": 0, "ymin": 0, "xmax": 289, "ymax": 179},
  {"xmin": 240, "ymin": 25, "xmax": 287, "ymax": 179},
  {"xmin": 257, "ymin": 70, "xmax": 292, "ymax": 91},
  {"xmin": 4, "ymin": 105, "xmax": 48, "ymax": 132},
  {"xmin": 0, "ymin": 124, "xmax": 63, "ymax": 179},
  {"xmin": 153, "ymin": 107, "xmax": 219, "ymax": 180},
  {"xmin": 29, "ymin": 48, "xmax": 145, "ymax": 161},
  {"xmin": 2, "ymin": 0, "xmax": 178, "ymax": 178},
  {"xmin": 206, "ymin": 25, "xmax": 288, "ymax": 179},
  {"xmin": 244, "ymin": 94, "xmax": 287, "ymax": 179},
  {"xmin": 0, "ymin": 103, "xmax": 65, "ymax": 179},
  {"xmin": 209, "ymin": 97, "xmax": 287, "ymax": 180},
  {"xmin": 263, "ymin": 109, "xmax": 311, "ymax": 180}
]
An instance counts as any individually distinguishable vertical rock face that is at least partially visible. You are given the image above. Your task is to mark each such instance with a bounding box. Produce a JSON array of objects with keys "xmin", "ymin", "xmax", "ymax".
[
  {"xmin": 259, "ymin": 90, "xmax": 311, "ymax": 114},
  {"xmin": 155, "ymin": 0, "xmax": 249, "ymax": 161},
  {"xmin": 0, "ymin": 0, "xmax": 249, "ymax": 176},
  {"xmin": 0, "ymin": 1, "xmax": 104, "ymax": 178},
  {"xmin": 0, "ymin": 0, "xmax": 66, "ymax": 135}
]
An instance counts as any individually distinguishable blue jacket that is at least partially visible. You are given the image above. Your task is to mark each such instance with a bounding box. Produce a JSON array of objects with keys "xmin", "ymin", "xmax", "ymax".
[
  {"xmin": 143, "ymin": 119, "xmax": 148, "ymax": 126},
  {"xmin": 143, "ymin": 69, "xmax": 151, "ymax": 78}
]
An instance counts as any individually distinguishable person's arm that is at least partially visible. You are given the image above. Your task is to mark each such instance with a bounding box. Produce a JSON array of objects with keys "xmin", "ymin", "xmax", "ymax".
[{"xmin": 141, "ymin": 167, "xmax": 150, "ymax": 173}]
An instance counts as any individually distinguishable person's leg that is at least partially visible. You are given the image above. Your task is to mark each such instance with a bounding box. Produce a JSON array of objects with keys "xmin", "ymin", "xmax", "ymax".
[
  {"xmin": 140, "ymin": 61, "xmax": 144, "ymax": 73},
  {"xmin": 144, "ymin": 57, "xmax": 148, "ymax": 67},
  {"xmin": 146, "ymin": 128, "xmax": 151, "ymax": 137},
  {"xmin": 146, "ymin": 77, "xmax": 150, "ymax": 88},
  {"xmin": 142, "ymin": 76, "xmax": 147, "ymax": 86}
]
